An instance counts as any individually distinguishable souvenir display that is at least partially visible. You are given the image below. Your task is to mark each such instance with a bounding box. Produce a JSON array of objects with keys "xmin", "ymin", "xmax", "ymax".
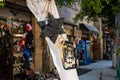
[
  {"xmin": 0, "ymin": 17, "xmax": 34, "ymax": 79},
  {"xmin": 62, "ymin": 41, "xmax": 76, "ymax": 69}
]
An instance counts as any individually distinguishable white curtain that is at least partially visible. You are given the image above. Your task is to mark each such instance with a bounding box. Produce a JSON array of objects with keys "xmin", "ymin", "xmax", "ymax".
[{"xmin": 26, "ymin": 0, "xmax": 79, "ymax": 80}]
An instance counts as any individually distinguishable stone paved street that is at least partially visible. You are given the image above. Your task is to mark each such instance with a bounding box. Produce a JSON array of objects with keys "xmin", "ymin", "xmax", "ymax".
[{"xmin": 78, "ymin": 60, "xmax": 116, "ymax": 80}]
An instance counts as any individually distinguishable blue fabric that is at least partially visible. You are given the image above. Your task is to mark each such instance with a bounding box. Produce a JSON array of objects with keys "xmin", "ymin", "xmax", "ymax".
[
  {"xmin": 77, "ymin": 40, "xmax": 85, "ymax": 51},
  {"xmin": 23, "ymin": 48, "xmax": 30, "ymax": 58},
  {"xmin": 26, "ymin": 61, "xmax": 31, "ymax": 68}
]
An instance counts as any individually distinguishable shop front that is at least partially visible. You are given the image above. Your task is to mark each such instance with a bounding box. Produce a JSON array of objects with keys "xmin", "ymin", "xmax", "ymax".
[
  {"xmin": 0, "ymin": 3, "xmax": 33, "ymax": 79},
  {"xmin": 75, "ymin": 23, "xmax": 100, "ymax": 65}
]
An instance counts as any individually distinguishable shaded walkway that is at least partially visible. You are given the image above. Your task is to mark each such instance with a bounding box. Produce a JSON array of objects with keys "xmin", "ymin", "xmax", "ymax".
[{"xmin": 78, "ymin": 60, "xmax": 116, "ymax": 80}]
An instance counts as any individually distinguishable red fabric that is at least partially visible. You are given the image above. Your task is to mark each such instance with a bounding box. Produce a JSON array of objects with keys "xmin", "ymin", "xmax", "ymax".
[
  {"xmin": 25, "ymin": 23, "xmax": 32, "ymax": 31},
  {"xmin": 75, "ymin": 38, "xmax": 79, "ymax": 44},
  {"xmin": 19, "ymin": 38, "xmax": 27, "ymax": 46},
  {"xmin": 118, "ymin": 39, "xmax": 120, "ymax": 46},
  {"xmin": 93, "ymin": 35, "xmax": 96, "ymax": 41},
  {"xmin": 29, "ymin": 68, "xmax": 35, "ymax": 77}
]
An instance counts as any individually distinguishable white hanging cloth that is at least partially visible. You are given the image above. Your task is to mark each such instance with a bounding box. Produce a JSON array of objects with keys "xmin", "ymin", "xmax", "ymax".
[{"xmin": 26, "ymin": 0, "xmax": 79, "ymax": 80}]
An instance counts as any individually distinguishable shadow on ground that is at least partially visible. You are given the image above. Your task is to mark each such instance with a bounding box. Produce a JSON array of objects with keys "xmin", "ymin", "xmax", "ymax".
[{"xmin": 77, "ymin": 68, "xmax": 92, "ymax": 76}]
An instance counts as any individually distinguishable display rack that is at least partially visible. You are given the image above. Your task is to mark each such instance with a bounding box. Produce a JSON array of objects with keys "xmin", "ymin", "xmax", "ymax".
[
  {"xmin": 0, "ymin": 17, "xmax": 33, "ymax": 79},
  {"xmin": 91, "ymin": 39, "xmax": 101, "ymax": 60},
  {"xmin": 12, "ymin": 34, "xmax": 24, "ymax": 76}
]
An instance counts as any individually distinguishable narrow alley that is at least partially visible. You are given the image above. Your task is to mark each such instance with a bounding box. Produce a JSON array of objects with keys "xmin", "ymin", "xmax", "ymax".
[{"xmin": 78, "ymin": 60, "xmax": 116, "ymax": 80}]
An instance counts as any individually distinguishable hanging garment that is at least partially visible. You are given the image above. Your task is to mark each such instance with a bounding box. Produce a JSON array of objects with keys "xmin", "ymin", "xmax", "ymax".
[
  {"xmin": 25, "ymin": 30, "xmax": 33, "ymax": 46},
  {"xmin": 23, "ymin": 48, "xmax": 30, "ymax": 59},
  {"xmin": 74, "ymin": 37, "xmax": 80, "ymax": 45},
  {"xmin": 25, "ymin": 23, "xmax": 32, "ymax": 31},
  {"xmin": 26, "ymin": 44, "xmax": 34, "ymax": 53},
  {"xmin": 26, "ymin": 0, "xmax": 79, "ymax": 80},
  {"xmin": 19, "ymin": 32, "xmax": 27, "ymax": 47},
  {"xmin": 77, "ymin": 40, "xmax": 85, "ymax": 51},
  {"xmin": 19, "ymin": 38, "xmax": 27, "ymax": 47}
]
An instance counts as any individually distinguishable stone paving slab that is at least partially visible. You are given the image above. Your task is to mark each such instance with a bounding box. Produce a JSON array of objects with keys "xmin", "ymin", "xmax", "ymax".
[{"xmin": 78, "ymin": 60, "xmax": 116, "ymax": 80}]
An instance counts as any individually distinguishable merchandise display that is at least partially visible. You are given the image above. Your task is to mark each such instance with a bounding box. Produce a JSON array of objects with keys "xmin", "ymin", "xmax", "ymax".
[
  {"xmin": 76, "ymin": 40, "xmax": 91, "ymax": 65},
  {"xmin": 0, "ymin": 17, "xmax": 34, "ymax": 79},
  {"xmin": 62, "ymin": 41, "xmax": 76, "ymax": 69}
]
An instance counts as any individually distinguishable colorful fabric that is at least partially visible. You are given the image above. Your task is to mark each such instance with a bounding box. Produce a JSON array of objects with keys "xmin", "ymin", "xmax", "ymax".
[
  {"xmin": 23, "ymin": 48, "xmax": 30, "ymax": 58},
  {"xmin": 77, "ymin": 40, "xmax": 85, "ymax": 51}
]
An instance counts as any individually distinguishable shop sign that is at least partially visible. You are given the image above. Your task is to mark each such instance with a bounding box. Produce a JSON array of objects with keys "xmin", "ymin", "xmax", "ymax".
[{"xmin": 0, "ymin": 0, "xmax": 5, "ymax": 7}]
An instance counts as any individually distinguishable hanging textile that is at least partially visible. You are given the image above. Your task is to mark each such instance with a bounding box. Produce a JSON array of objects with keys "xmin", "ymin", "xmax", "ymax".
[{"xmin": 26, "ymin": 0, "xmax": 79, "ymax": 80}]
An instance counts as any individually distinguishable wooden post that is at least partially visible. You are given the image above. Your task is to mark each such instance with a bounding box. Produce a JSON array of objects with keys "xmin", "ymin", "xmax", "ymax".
[{"xmin": 99, "ymin": 18, "xmax": 103, "ymax": 59}]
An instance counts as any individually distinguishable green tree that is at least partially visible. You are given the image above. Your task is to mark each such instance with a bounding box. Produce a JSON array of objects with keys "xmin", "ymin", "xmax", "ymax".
[{"xmin": 74, "ymin": 0, "xmax": 120, "ymax": 27}]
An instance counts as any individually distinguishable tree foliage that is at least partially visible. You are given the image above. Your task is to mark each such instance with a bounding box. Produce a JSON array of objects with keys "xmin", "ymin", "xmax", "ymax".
[{"xmin": 73, "ymin": 0, "xmax": 120, "ymax": 27}]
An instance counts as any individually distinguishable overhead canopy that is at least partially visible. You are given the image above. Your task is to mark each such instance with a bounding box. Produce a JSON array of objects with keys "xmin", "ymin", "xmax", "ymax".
[{"xmin": 79, "ymin": 23, "xmax": 100, "ymax": 35}]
